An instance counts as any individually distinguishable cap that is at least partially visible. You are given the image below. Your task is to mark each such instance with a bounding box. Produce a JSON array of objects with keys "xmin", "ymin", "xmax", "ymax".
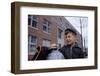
[{"xmin": 65, "ymin": 28, "xmax": 77, "ymax": 35}]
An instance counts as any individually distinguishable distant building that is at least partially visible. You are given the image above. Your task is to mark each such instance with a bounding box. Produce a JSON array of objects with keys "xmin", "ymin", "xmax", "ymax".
[{"xmin": 28, "ymin": 15, "xmax": 82, "ymax": 60}]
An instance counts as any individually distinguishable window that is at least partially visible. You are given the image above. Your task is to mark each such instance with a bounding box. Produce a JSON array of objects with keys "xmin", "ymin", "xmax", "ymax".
[
  {"xmin": 43, "ymin": 19, "xmax": 50, "ymax": 33},
  {"xmin": 58, "ymin": 28, "xmax": 63, "ymax": 39},
  {"xmin": 28, "ymin": 15, "xmax": 38, "ymax": 28},
  {"xmin": 32, "ymin": 16, "xmax": 38, "ymax": 28},
  {"xmin": 28, "ymin": 35, "xmax": 37, "ymax": 55},
  {"xmin": 43, "ymin": 39, "xmax": 51, "ymax": 47}
]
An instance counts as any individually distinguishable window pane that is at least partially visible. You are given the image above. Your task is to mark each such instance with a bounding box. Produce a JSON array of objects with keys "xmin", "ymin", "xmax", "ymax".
[
  {"xmin": 29, "ymin": 45, "xmax": 37, "ymax": 53},
  {"xmin": 32, "ymin": 16, "xmax": 37, "ymax": 21},
  {"xmin": 58, "ymin": 44, "xmax": 61, "ymax": 48},
  {"xmin": 31, "ymin": 36, "xmax": 37, "ymax": 43},
  {"xmin": 48, "ymin": 24, "xmax": 50, "ymax": 33},
  {"xmin": 43, "ymin": 19, "xmax": 50, "ymax": 33},
  {"xmin": 43, "ymin": 25, "xmax": 47, "ymax": 31},
  {"xmin": 43, "ymin": 39, "xmax": 50, "ymax": 47},
  {"xmin": 28, "ymin": 15, "xmax": 31, "ymax": 25},
  {"xmin": 31, "ymin": 16, "xmax": 38, "ymax": 28},
  {"xmin": 32, "ymin": 21, "xmax": 37, "ymax": 28},
  {"xmin": 58, "ymin": 29, "xmax": 63, "ymax": 39}
]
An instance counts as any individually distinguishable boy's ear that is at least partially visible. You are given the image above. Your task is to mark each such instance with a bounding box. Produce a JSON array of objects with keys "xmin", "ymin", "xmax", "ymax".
[{"xmin": 75, "ymin": 37, "xmax": 78, "ymax": 42}]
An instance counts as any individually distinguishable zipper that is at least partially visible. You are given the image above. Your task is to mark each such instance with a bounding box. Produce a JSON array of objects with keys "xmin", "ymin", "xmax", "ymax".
[{"xmin": 70, "ymin": 47, "xmax": 72, "ymax": 59}]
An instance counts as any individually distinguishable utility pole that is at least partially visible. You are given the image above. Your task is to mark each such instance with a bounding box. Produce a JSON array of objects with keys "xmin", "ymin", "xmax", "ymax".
[{"xmin": 80, "ymin": 18, "xmax": 83, "ymax": 51}]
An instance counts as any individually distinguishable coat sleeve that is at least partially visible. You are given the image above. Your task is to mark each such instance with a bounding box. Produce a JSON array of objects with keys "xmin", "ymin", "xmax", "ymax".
[{"xmin": 59, "ymin": 47, "xmax": 66, "ymax": 59}]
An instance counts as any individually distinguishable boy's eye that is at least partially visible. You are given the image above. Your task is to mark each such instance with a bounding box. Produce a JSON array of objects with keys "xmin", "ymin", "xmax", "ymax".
[{"xmin": 67, "ymin": 36, "xmax": 71, "ymax": 38}]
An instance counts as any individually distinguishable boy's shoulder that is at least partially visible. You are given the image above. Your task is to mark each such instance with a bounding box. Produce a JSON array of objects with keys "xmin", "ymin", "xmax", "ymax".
[
  {"xmin": 73, "ymin": 44, "xmax": 82, "ymax": 49},
  {"xmin": 59, "ymin": 45, "xmax": 67, "ymax": 52},
  {"xmin": 59, "ymin": 44, "xmax": 81, "ymax": 51}
]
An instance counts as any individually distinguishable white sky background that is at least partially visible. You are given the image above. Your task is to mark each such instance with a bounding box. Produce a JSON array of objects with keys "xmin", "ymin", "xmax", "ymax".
[{"xmin": 66, "ymin": 17, "xmax": 88, "ymax": 48}]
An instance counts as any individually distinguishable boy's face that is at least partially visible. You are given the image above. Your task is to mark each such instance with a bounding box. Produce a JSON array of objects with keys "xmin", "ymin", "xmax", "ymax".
[{"xmin": 65, "ymin": 32, "xmax": 76, "ymax": 45}]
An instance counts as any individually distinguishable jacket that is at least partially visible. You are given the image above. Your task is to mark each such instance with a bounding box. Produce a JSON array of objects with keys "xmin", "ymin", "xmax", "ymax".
[{"xmin": 59, "ymin": 44, "xmax": 84, "ymax": 59}]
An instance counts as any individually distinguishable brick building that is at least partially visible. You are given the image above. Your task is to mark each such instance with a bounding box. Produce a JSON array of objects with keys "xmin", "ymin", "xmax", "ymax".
[{"xmin": 28, "ymin": 15, "xmax": 82, "ymax": 60}]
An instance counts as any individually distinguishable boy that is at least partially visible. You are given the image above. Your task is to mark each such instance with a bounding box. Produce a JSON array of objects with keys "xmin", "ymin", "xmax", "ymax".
[{"xmin": 59, "ymin": 28, "xmax": 84, "ymax": 59}]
